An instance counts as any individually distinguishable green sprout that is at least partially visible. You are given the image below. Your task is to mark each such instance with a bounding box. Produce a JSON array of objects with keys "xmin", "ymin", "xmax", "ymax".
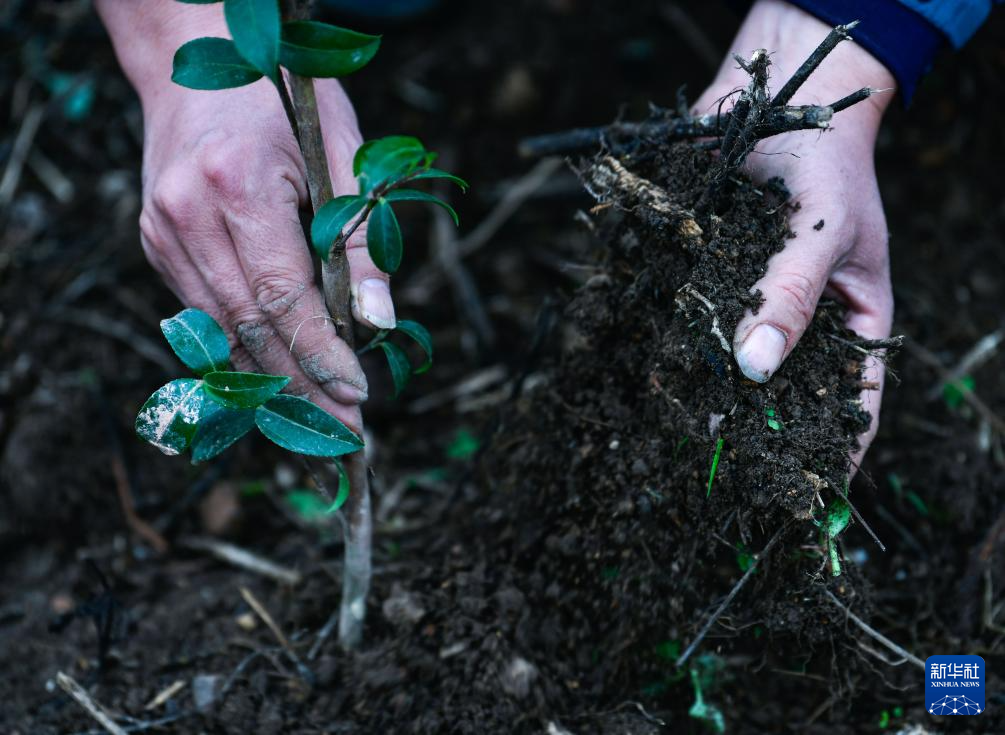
[
  {"xmin": 688, "ymin": 654, "xmax": 726, "ymax": 733},
  {"xmin": 764, "ymin": 405, "xmax": 784, "ymax": 431},
  {"xmin": 707, "ymin": 437, "xmax": 724, "ymax": 498},
  {"xmin": 137, "ymin": 0, "xmax": 466, "ymax": 650},
  {"xmin": 817, "ymin": 497, "xmax": 851, "ymax": 576},
  {"xmin": 942, "ymin": 375, "xmax": 974, "ymax": 410}
]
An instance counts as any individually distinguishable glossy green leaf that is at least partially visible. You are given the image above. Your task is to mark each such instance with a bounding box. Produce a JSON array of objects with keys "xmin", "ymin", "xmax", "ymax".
[
  {"xmin": 825, "ymin": 497, "xmax": 851, "ymax": 538},
  {"xmin": 367, "ymin": 199, "xmax": 403, "ymax": 274},
  {"xmin": 160, "ymin": 308, "xmax": 231, "ymax": 376},
  {"xmin": 330, "ymin": 459, "xmax": 350, "ymax": 511},
  {"xmin": 394, "ymin": 319, "xmax": 433, "ymax": 374},
  {"xmin": 224, "ymin": 0, "xmax": 280, "ymax": 82},
  {"xmin": 383, "ymin": 189, "xmax": 458, "ymax": 226},
  {"xmin": 280, "ymin": 21, "xmax": 380, "ymax": 78},
  {"xmin": 172, "ymin": 37, "xmax": 264, "ymax": 90},
  {"xmin": 354, "ymin": 136, "xmax": 430, "ymax": 193},
  {"xmin": 204, "ymin": 371, "xmax": 289, "ymax": 409},
  {"xmin": 135, "ymin": 379, "xmax": 207, "ymax": 456},
  {"xmin": 191, "ymin": 407, "xmax": 256, "ymax": 463},
  {"xmin": 311, "ymin": 194, "xmax": 367, "ymax": 261},
  {"xmin": 255, "ymin": 394, "xmax": 363, "ymax": 457},
  {"xmin": 379, "ymin": 341, "xmax": 411, "ymax": 398},
  {"xmin": 407, "ymin": 167, "xmax": 468, "ymax": 191}
]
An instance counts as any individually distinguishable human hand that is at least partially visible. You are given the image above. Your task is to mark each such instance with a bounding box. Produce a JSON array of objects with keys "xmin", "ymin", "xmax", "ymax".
[
  {"xmin": 97, "ymin": 1, "xmax": 394, "ymax": 432},
  {"xmin": 693, "ymin": 0, "xmax": 896, "ymax": 465}
]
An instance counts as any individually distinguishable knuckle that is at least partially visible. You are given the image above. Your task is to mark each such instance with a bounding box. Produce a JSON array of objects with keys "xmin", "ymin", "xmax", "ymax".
[
  {"xmin": 198, "ymin": 139, "xmax": 254, "ymax": 200},
  {"xmin": 251, "ymin": 273, "xmax": 308, "ymax": 323},
  {"xmin": 148, "ymin": 165, "xmax": 197, "ymax": 227},
  {"xmin": 775, "ymin": 272, "xmax": 818, "ymax": 327}
]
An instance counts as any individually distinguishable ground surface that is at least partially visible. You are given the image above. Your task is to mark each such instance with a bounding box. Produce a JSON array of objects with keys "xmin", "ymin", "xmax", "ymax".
[{"xmin": 1, "ymin": 1, "xmax": 1004, "ymax": 733}]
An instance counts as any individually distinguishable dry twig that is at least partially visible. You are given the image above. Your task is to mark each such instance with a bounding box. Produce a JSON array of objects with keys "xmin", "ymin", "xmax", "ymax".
[{"xmin": 56, "ymin": 672, "xmax": 128, "ymax": 735}]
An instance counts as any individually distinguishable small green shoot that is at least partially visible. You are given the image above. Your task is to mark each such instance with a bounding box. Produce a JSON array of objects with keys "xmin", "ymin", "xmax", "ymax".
[
  {"xmin": 446, "ymin": 428, "xmax": 481, "ymax": 460},
  {"xmin": 672, "ymin": 435, "xmax": 690, "ymax": 463},
  {"xmin": 942, "ymin": 375, "xmax": 974, "ymax": 410},
  {"xmin": 735, "ymin": 544, "xmax": 756, "ymax": 573},
  {"xmin": 764, "ymin": 405, "xmax": 783, "ymax": 431},
  {"xmin": 688, "ymin": 654, "xmax": 726, "ymax": 733},
  {"xmin": 887, "ymin": 472, "xmax": 929, "ymax": 516},
  {"xmin": 821, "ymin": 497, "xmax": 852, "ymax": 576},
  {"xmin": 706, "ymin": 437, "xmax": 724, "ymax": 498}
]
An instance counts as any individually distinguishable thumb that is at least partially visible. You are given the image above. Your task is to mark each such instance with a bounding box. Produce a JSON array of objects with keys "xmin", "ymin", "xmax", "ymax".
[{"xmin": 733, "ymin": 218, "xmax": 835, "ymax": 382}]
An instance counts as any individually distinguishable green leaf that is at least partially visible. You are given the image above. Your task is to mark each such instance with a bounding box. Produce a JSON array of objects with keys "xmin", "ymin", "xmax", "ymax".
[
  {"xmin": 172, "ymin": 37, "xmax": 264, "ymax": 90},
  {"xmin": 408, "ymin": 168, "xmax": 468, "ymax": 191},
  {"xmin": 279, "ymin": 21, "xmax": 380, "ymax": 78},
  {"xmin": 367, "ymin": 199, "xmax": 403, "ymax": 274},
  {"xmin": 191, "ymin": 407, "xmax": 256, "ymax": 463},
  {"xmin": 445, "ymin": 428, "xmax": 480, "ymax": 460},
  {"xmin": 394, "ymin": 319, "xmax": 433, "ymax": 374},
  {"xmin": 204, "ymin": 371, "xmax": 289, "ymax": 409},
  {"xmin": 824, "ymin": 497, "xmax": 851, "ymax": 539},
  {"xmin": 135, "ymin": 379, "xmax": 207, "ymax": 456},
  {"xmin": 255, "ymin": 394, "xmax": 363, "ymax": 457},
  {"xmin": 942, "ymin": 375, "xmax": 974, "ymax": 409},
  {"xmin": 224, "ymin": 0, "xmax": 280, "ymax": 82},
  {"xmin": 311, "ymin": 194, "xmax": 367, "ymax": 261},
  {"xmin": 160, "ymin": 308, "xmax": 231, "ymax": 376},
  {"xmin": 330, "ymin": 459, "xmax": 350, "ymax": 511},
  {"xmin": 379, "ymin": 341, "xmax": 411, "ymax": 398},
  {"xmin": 383, "ymin": 189, "xmax": 459, "ymax": 226},
  {"xmin": 354, "ymin": 136, "xmax": 430, "ymax": 194},
  {"xmin": 706, "ymin": 437, "xmax": 724, "ymax": 498}
]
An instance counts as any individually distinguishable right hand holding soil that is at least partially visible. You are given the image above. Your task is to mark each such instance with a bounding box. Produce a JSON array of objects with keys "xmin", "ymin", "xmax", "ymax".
[{"xmin": 694, "ymin": 0, "xmax": 897, "ymax": 466}]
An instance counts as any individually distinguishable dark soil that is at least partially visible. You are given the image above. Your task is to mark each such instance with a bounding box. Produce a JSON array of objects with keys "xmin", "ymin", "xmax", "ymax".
[{"xmin": 2, "ymin": 1, "xmax": 1004, "ymax": 734}]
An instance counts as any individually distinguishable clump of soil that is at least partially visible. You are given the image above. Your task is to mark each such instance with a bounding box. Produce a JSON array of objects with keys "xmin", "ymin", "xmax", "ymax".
[{"xmin": 463, "ymin": 140, "xmax": 877, "ymax": 729}]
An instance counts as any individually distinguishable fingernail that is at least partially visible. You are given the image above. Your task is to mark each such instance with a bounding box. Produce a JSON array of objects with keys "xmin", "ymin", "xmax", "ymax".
[
  {"xmin": 735, "ymin": 324, "xmax": 787, "ymax": 383},
  {"xmin": 357, "ymin": 279, "xmax": 396, "ymax": 330},
  {"xmin": 326, "ymin": 381, "xmax": 368, "ymax": 405}
]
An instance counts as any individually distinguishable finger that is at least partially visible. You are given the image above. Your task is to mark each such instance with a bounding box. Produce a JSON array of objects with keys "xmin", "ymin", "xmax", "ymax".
[
  {"xmin": 316, "ymin": 79, "xmax": 397, "ymax": 331},
  {"xmin": 733, "ymin": 210, "xmax": 842, "ymax": 382},
  {"xmin": 139, "ymin": 210, "xmax": 222, "ymax": 326},
  {"xmin": 828, "ymin": 260, "xmax": 893, "ymax": 473},
  {"xmin": 223, "ymin": 190, "xmax": 370, "ymax": 408}
]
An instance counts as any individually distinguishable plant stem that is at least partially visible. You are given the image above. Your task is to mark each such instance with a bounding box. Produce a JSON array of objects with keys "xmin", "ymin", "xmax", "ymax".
[{"xmin": 281, "ymin": 0, "xmax": 372, "ymax": 650}]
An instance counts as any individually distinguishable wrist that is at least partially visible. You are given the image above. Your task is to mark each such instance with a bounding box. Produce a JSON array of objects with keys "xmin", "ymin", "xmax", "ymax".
[{"xmin": 95, "ymin": 0, "xmax": 230, "ymax": 110}]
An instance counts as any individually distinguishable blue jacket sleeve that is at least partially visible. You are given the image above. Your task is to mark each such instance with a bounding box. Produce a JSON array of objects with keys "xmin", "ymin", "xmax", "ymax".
[{"xmin": 785, "ymin": 0, "xmax": 999, "ymax": 101}]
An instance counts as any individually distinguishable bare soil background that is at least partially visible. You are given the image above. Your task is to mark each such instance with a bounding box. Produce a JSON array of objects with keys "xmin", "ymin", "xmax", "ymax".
[{"xmin": 1, "ymin": 1, "xmax": 1003, "ymax": 733}]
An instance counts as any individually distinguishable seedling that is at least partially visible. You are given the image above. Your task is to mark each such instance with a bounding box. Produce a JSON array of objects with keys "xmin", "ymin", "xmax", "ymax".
[
  {"xmin": 706, "ymin": 437, "xmax": 724, "ymax": 498},
  {"xmin": 764, "ymin": 405, "xmax": 784, "ymax": 431},
  {"xmin": 136, "ymin": 0, "xmax": 465, "ymax": 649},
  {"xmin": 817, "ymin": 496, "xmax": 851, "ymax": 576}
]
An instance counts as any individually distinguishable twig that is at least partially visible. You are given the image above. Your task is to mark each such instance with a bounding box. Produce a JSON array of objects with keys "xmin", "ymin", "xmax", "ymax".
[
  {"xmin": 0, "ymin": 103, "xmax": 45, "ymax": 212},
  {"xmin": 47, "ymin": 307, "xmax": 178, "ymax": 374},
  {"xmin": 905, "ymin": 338, "xmax": 1005, "ymax": 435},
  {"xmin": 403, "ymin": 157, "xmax": 563, "ymax": 302},
  {"xmin": 240, "ymin": 586, "xmax": 292, "ymax": 651},
  {"xmin": 56, "ymin": 672, "xmax": 128, "ymax": 735},
  {"xmin": 925, "ymin": 327, "xmax": 1003, "ymax": 401},
  {"xmin": 308, "ymin": 608, "xmax": 340, "ymax": 660},
  {"xmin": 429, "ymin": 151, "xmax": 495, "ymax": 350},
  {"xmin": 676, "ymin": 524, "xmax": 789, "ymax": 667},
  {"xmin": 833, "ymin": 485, "xmax": 885, "ymax": 552},
  {"xmin": 178, "ymin": 536, "xmax": 302, "ymax": 585},
  {"xmin": 823, "ymin": 589, "xmax": 925, "ymax": 669},
  {"xmin": 770, "ymin": 20, "xmax": 860, "ymax": 107},
  {"xmin": 143, "ymin": 680, "xmax": 185, "ymax": 711}
]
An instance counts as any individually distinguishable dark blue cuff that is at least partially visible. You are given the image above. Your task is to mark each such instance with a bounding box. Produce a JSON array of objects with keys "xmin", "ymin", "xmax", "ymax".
[{"xmin": 784, "ymin": 0, "xmax": 945, "ymax": 102}]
